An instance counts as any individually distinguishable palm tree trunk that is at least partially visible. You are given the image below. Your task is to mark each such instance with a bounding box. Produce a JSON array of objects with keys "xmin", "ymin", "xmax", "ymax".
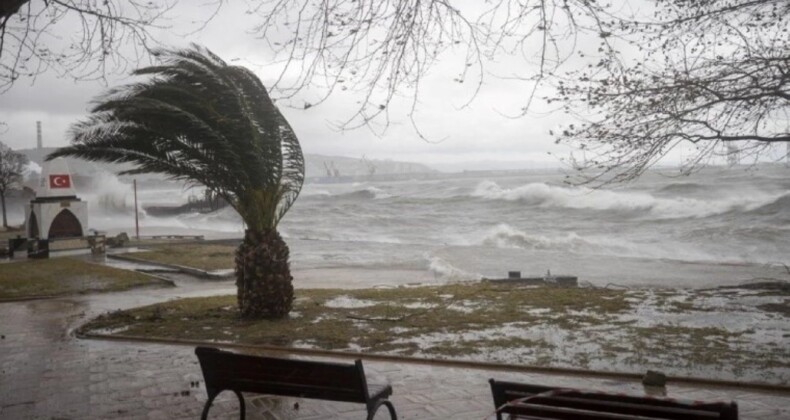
[{"xmin": 236, "ymin": 229, "xmax": 294, "ymax": 319}]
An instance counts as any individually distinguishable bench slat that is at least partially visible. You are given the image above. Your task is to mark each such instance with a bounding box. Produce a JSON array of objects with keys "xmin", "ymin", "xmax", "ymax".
[
  {"xmin": 501, "ymin": 392, "xmax": 720, "ymax": 419},
  {"xmin": 204, "ymin": 366, "xmax": 364, "ymax": 396},
  {"xmin": 498, "ymin": 383, "xmax": 733, "ymax": 414},
  {"xmin": 507, "ymin": 400, "xmax": 716, "ymax": 420},
  {"xmin": 490, "ymin": 379, "xmax": 738, "ymax": 420},
  {"xmin": 507, "ymin": 402, "xmax": 683, "ymax": 420},
  {"xmin": 212, "ymin": 378, "xmax": 366, "ymax": 403}
]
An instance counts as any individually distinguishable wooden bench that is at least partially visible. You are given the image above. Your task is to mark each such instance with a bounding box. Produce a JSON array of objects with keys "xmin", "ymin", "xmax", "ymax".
[
  {"xmin": 489, "ymin": 379, "xmax": 738, "ymax": 420},
  {"xmin": 195, "ymin": 347, "xmax": 397, "ymax": 420}
]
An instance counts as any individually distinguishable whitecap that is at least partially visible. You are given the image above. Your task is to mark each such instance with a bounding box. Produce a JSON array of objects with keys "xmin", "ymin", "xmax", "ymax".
[{"xmin": 470, "ymin": 180, "xmax": 776, "ymax": 219}]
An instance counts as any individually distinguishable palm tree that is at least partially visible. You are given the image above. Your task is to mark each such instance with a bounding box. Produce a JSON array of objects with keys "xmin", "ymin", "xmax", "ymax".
[{"xmin": 48, "ymin": 45, "xmax": 304, "ymax": 319}]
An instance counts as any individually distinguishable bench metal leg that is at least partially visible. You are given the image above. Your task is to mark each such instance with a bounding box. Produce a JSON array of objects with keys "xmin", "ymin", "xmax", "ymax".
[
  {"xmin": 201, "ymin": 394, "xmax": 217, "ymax": 420},
  {"xmin": 234, "ymin": 390, "xmax": 246, "ymax": 420},
  {"xmin": 200, "ymin": 391, "xmax": 246, "ymax": 420},
  {"xmin": 367, "ymin": 399, "xmax": 397, "ymax": 420}
]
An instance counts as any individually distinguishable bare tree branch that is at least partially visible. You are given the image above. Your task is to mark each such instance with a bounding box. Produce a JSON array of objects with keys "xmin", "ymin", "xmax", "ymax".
[
  {"xmin": 0, "ymin": 0, "xmax": 223, "ymax": 91},
  {"xmin": 249, "ymin": 0, "xmax": 612, "ymax": 132},
  {"xmin": 553, "ymin": 0, "xmax": 790, "ymax": 184}
]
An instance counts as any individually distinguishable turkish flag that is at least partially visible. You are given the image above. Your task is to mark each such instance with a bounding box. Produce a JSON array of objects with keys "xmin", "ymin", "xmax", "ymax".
[{"xmin": 49, "ymin": 174, "xmax": 71, "ymax": 189}]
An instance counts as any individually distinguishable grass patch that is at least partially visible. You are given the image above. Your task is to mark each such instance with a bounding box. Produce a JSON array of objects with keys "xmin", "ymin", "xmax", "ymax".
[
  {"xmin": 130, "ymin": 243, "xmax": 237, "ymax": 271},
  {"xmin": 0, "ymin": 258, "xmax": 171, "ymax": 299},
  {"xmin": 78, "ymin": 282, "xmax": 790, "ymax": 383},
  {"xmin": 82, "ymin": 283, "xmax": 630, "ymax": 350}
]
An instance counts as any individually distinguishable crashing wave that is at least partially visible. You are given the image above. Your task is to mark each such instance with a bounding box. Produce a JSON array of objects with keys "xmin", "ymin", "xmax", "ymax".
[
  {"xmin": 657, "ymin": 182, "xmax": 707, "ymax": 195},
  {"xmin": 427, "ymin": 256, "xmax": 479, "ymax": 281},
  {"xmin": 334, "ymin": 186, "xmax": 390, "ymax": 200},
  {"xmin": 746, "ymin": 193, "xmax": 790, "ymax": 217},
  {"xmin": 480, "ymin": 224, "xmax": 602, "ymax": 252},
  {"xmin": 476, "ymin": 223, "xmax": 646, "ymax": 258},
  {"xmin": 470, "ymin": 180, "xmax": 774, "ymax": 219}
]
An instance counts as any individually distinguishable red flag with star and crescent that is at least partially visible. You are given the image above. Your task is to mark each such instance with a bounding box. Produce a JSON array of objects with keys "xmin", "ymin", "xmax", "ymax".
[{"xmin": 49, "ymin": 174, "xmax": 71, "ymax": 189}]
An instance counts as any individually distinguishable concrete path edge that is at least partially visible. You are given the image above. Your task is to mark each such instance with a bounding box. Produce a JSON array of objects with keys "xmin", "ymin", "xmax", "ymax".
[
  {"xmin": 107, "ymin": 254, "xmax": 233, "ymax": 279},
  {"xmin": 76, "ymin": 331, "xmax": 790, "ymax": 394}
]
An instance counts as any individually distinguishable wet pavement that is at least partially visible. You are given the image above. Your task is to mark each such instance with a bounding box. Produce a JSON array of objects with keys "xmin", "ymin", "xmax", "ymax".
[{"xmin": 1, "ymin": 269, "xmax": 789, "ymax": 419}]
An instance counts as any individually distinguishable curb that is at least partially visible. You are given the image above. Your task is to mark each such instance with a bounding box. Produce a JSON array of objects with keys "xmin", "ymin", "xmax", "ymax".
[
  {"xmin": 77, "ymin": 332, "xmax": 790, "ymax": 394},
  {"xmin": 107, "ymin": 254, "xmax": 233, "ymax": 280},
  {"xmin": 0, "ymin": 294, "xmax": 59, "ymax": 303}
]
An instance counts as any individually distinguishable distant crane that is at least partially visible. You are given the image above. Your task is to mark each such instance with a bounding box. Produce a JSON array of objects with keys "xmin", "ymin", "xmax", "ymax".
[
  {"xmin": 726, "ymin": 143, "xmax": 740, "ymax": 166},
  {"xmin": 323, "ymin": 161, "xmax": 340, "ymax": 177},
  {"xmin": 361, "ymin": 155, "xmax": 376, "ymax": 177},
  {"xmin": 36, "ymin": 121, "xmax": 43, "ymax": 149}
]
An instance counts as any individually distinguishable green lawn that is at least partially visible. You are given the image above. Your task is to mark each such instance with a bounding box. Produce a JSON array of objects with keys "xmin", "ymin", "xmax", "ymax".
[{"xmin": 0, "ymin": 257, "xmax": 172, "ymax": 299}]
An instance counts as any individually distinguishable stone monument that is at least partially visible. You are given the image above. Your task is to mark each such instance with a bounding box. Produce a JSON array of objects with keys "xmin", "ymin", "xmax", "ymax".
[{"xmin": 25, "ymin": 158, "xmax": 88, "ymax": 240}]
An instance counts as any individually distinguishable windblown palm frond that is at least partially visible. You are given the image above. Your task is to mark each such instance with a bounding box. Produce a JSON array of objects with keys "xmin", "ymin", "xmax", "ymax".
[{"xmin": 48, "ymin": 44, "xmax": 304, "ymax": 230}]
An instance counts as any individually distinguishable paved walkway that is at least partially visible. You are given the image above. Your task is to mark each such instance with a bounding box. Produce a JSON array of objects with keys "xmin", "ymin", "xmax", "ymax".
[{"xmin": 2, "ymin": 270, "xmax": 789, "ymax": 419}]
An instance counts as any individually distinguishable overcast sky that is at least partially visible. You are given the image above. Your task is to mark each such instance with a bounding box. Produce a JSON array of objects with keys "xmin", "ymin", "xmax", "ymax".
[{"xmin": 0, "ymin": 1, "xmax": 689, "ymax": 171}]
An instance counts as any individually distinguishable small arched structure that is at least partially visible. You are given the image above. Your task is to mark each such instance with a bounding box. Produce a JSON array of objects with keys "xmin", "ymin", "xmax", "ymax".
[
  {"xmin": 26, "ymin": 199, "xmax": 89, "ymax": 240},
  {"xmin": 47, "ymin": 209, "xmax": 83, "ymax": 238}
]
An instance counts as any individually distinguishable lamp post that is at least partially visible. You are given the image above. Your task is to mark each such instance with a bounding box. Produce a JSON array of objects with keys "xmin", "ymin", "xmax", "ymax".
[{"xmin": 133, "ymin": 179, "xmax": 139, "ymax": 240}]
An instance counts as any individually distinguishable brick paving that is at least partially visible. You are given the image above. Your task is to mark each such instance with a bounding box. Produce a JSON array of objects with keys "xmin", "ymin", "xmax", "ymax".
[{"xmin": 1, "ymin": 272, "xmax": 789, "ymax": 419}]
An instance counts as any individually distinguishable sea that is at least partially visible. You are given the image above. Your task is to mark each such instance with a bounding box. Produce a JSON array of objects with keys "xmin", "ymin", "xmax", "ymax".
[{"xmin": 83, "ymin": 163, "xmax": 790, "ymax": 288}]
